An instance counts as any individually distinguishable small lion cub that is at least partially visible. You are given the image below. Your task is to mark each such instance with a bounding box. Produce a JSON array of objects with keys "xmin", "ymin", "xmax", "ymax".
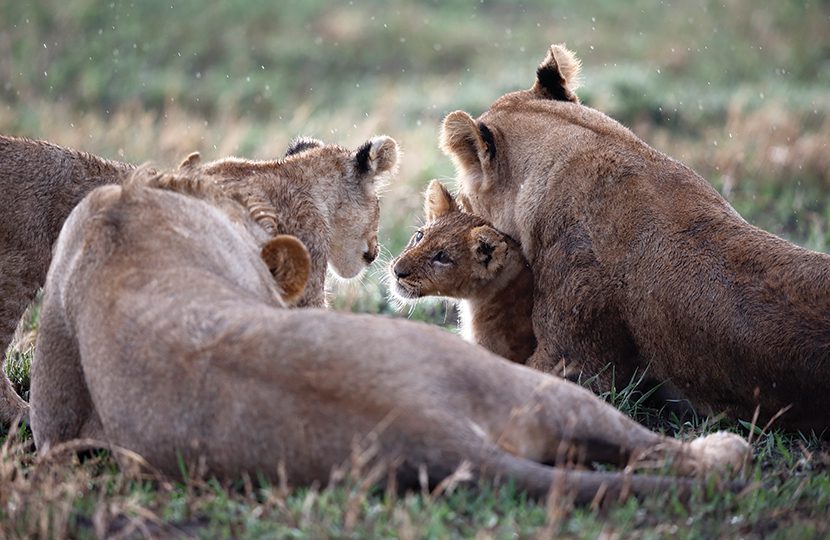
[{"xmin": 390, "ymin": 180, "xmax": 536, "ymax": 363}]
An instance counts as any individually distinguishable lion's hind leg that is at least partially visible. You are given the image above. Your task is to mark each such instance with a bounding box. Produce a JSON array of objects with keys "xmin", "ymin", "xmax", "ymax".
[
  {"xmin": 502, "ymin": 376, "xmax": 750, "ymax": 477},
  {"xmin": 475, "ymin": 445, "xmax": 735, "ymax": 504}
]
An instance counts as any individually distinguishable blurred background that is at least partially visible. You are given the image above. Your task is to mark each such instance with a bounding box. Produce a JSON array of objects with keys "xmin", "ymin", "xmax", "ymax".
[{"xmin": 2, "ymin": 0, "xmax": 828, "ymax": 324}]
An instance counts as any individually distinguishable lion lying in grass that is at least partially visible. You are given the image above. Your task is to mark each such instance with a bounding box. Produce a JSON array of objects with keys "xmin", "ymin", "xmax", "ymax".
[
  {"xmin": 0, "ymin": 134, "xmax": 397, "ymax": 427},
  {"xmin": 30, "ymin": 168, "xmax": 749, "ymax": 503},
  {"xmin": 440, "ymin": 44, "xmax": 830, "ymax": 432}
]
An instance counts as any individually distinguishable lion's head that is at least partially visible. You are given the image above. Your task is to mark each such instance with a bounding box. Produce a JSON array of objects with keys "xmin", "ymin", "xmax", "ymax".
[
  {"xmin": 321, "ymin": 136, "xmax": 398, "ymax": 279},
  {"xmin": 201, "ymin": 135, "xmax": 399, "ymax": 282},
  {"xmin": 439, "ymin": 43, "xmax": 587, "ymax": 241},
  {"xmin": 390, "ymin": 180, "xmax": 521, "ymax": 301}
]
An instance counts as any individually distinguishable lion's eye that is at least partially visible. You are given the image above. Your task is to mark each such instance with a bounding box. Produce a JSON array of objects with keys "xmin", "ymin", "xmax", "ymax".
[
  {"xmin": 413, "ymin": 230, "xmax": 423, "ymax": 243},
  {"xmin": 432, "ymin": 250, "xmax": 452, "ymax": 265}
]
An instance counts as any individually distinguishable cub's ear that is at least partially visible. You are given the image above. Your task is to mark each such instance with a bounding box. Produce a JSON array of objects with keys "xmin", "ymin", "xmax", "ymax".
[
  {"xmin": 440, "ymin": 111, "xmax": 495, "ymax": 194},
  {"xmin": 178, "ymin": 151, "xmax": 201, "ymax": 170},
  {"xmin": 260, "ymin": 235, "xmax": 311, "ymax": 305},
  {"xmin": 533, "ymin": 43, "xmax": 581, "ymax": 103},
  {"xmin": 470, "ymin": 225, "xmax": 507, "ymax": 280},
  {"xmin": 424, "ymin": 180, "xmax": 458, "ymax": 222},
  {"xmin": 354, "ymin": 136, "xmax": 399, "ymax": 179},
  {"xmin": 285, "ymin": 136, "xmax": 324, "ymax": 157},
  {"xmin": 456, "ymin": 192, "xmax": 473, "ymax": 213}
]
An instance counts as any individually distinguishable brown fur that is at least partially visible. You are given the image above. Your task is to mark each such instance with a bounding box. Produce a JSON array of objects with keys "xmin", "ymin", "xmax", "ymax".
[
  {"xmin": 30, "ymin": 168, "xmax": 749, "ymax": 504},
  {"xmin": 0, "ymin": 135, "xmax": 138, "ymax": 425},
  {"xmin": 193, "ymin": 135, "xmax": 399, "ymax": 308},
  {"xmin": 441, "ymin": 43, "xmax": 830, "ymax": 432},
  {"xmin": 390, "ymin": 181, "xmax": 536, "ymax": 364}
]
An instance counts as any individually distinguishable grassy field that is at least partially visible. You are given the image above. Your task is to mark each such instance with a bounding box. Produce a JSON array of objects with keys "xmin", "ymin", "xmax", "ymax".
[{"xmin": 2, "ymin": 0, "xmax": 830, "ymax": 537}]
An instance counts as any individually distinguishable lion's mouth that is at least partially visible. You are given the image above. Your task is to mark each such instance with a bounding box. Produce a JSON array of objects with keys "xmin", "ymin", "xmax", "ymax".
[{"xmin": 392, "ymin": 279, "xmax": 421, "ymax": 300}]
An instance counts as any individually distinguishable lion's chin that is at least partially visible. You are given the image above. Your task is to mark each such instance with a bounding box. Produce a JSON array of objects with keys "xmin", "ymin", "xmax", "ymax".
[{"xmin": 392, "ymin": 280, "xmax": 420, "ymax": 300}]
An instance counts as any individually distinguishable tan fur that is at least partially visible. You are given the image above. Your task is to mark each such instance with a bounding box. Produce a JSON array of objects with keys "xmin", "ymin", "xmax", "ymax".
[
  {"xmin": 193, "ymin": 135, "xmax": 399, "ymax": 308},
  {"xmin": 29, "ymin": 168, "xmax": 748, "ymax": 502},
  {"xmin": 441, "ymin": 44, "xmax": 830, "ymax": 432},
  {"xmin": 0, "ymin": 134, "xmax": 396, "ymax": 427},
  {"xmin": 391, "ymin": 181, "xmax": 536, "ymax": 364}
]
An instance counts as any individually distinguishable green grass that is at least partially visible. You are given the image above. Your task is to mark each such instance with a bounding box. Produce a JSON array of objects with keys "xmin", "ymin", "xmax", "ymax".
[
  {"xmin": 2, "ymin": 0, "xmax": 830, "ymax": 536},
  {"xmin": 3, "ymin": 402, "xmax": 829, "ymax": 538}
]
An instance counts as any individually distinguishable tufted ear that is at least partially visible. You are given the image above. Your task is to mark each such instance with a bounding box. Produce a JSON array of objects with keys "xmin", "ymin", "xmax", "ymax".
[
  {"xmin": 470, "ymin": 225, "xmax": 508, "ymax": 280},
  {"xmin": 424, "ymin": 180, "xmax": 458, "ymax": 223},
  {"xmin": 285, "ymin": 136, "xmax": 324, "ymax": 157},
  {"xmin": 532, "ymin": 43, "xmax": 582, "ymax": 103},
  {"xmin": 260, "ymin": 234, "xmax": 311, "ymax": 305},
  {"xmin": 178, "ymin": 151, "xmax": 201, "ymax": 170},
  {"xmin": 440, "ymin": 111, "xmax": 495, "ymax": 194},
  {"xmin": 354, "ymin": 136, "xmax": 399, "ymax": 181}
]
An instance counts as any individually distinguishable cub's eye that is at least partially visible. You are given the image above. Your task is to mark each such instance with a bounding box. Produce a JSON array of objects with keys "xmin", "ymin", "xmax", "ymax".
[
  {"xmin": 431, "ymin": 250, "xmax": 452, "ymax": 265},
  {"xmin": 413, "ymin": 230, "xmax": 424, "ymax": 243}
]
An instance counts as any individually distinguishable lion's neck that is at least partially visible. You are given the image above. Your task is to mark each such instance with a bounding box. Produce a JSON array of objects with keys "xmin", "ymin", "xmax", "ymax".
[{"xmin": 460, "ymin": 254, "xmax": 536, "ymax": 364}]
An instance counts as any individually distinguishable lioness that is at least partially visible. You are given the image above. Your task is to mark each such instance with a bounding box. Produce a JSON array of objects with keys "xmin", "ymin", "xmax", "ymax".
[
  {"xmin": 390, "ymin": 180, "xmax": 536, "ymax": 365},
  {"xmin": 0, "ymin": 134, "xmax": 397, "ymax": 426},
  {"xmin": 30, "ymin": 168, "xmax": 749, "ymax": 503},
  {"xmin": 440, "ymin": 44, "xmax": 830, "ymax": 432}
]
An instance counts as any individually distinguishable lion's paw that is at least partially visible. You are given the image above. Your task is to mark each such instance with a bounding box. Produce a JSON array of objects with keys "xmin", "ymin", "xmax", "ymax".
[{"xmin": 687, "ymin": 431, "xmax": 750, "ymax": 475}]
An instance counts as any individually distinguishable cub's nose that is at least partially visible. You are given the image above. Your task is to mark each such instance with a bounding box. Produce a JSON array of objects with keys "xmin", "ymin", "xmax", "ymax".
[{"xmin": 394, "ymin": 264, "xmax": 411, "ymax": 279}]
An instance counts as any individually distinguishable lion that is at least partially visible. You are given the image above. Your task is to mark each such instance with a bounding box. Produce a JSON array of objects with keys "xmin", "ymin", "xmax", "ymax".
[
  {"xmin": 0, "ymin": 133, "xmax": 397, "ymax": 426},
  {"xmin": 390, "ymin": 180, "xmax": 536, "ymax": 365},
  {"xmin": 186, "ymin": 135, "xmax": 399, "ymax": 309},
  {"xmin": 440, "ymin": 43, "xmax": 830, "ymax": 432},
  {"xmin": 29, "ymin": 167, "xmax": 749, "ymax": 504}
]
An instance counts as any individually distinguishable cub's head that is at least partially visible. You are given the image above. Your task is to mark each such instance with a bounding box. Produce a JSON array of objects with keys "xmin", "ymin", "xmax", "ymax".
[
  {"xmin": 390, "ymin": 180, "xmax": 520, "ymax": 301},
  {"xmin": 285, "ymin": 135, "xmax": 399, "ymax": 279}
]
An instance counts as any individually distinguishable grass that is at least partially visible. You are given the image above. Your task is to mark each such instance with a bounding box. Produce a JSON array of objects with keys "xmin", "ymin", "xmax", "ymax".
[{"xmin": 2, "ymin": 0, "xmax": 830, "ymax": 536}]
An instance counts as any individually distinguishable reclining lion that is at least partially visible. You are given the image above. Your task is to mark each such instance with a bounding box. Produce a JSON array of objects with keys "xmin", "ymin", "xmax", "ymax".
[
  {"xmin": 29, "ymin": 168, "xmax": 749, "ymax": 503},
  {"xmin": 440, "ymin": 44, "xmax": 830, "ymax": 432},
  {"xmin": 0, "ymin": 133, "xmax": 397, "ymax": 426}
]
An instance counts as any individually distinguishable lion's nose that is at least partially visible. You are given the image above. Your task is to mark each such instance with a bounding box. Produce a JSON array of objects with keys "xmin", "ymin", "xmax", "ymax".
[
  {"xmin": 363, "ymin": 248, "xmax": 377, "ymax": 264},
  {"xmin": 394, "ymin": 265, "xmax": 410, "ymax": 279}
]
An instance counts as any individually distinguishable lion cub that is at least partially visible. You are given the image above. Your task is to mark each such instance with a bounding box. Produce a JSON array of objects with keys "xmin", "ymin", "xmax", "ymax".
[
  {"xmin": 391, "ymin": 180, "xmax": 536, "ymax": 364},
  {"xmin": 182, "ymin": 135, "xmax": 399, "ymax": 308}
]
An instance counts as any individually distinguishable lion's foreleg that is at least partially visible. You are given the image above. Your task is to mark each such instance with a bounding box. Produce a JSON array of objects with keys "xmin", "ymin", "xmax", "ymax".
[{"xmin": 28, "ymin": 293, "xmax": 96, "ymax": 453}]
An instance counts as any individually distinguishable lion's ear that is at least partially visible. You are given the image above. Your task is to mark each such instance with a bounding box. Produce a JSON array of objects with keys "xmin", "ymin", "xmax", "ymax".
[
  {"xmin": 440, "ymin": 111, "xmax": 495, "ymax": 194},
  {"xmin": 285, "ymin": 136, "xmax": 324, "ymax": 157},
  {"xmin": 354, "ymin": 136, "xmax": 399, "ymax": 182},
  {"xmin": 178, "ymin": 151, "xmax": 201, "ymax": 170},
  {"xmin": 533, "ymin": 43, "xmax": 581, "ymax": 103},
  {"xmin": 470, "ymin": 225, "xmax": 507, "ymax": 280},
  {"xmin": 424, "ymin": 180, "xmax": 458, "ymax": 222},
  {"xmin": 260, "ymin": 235, "xmax": 311, "ymax": 305},
  {"xmin": 456, "ymin": 192, "xmax": 474, "ymax": 213}
]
